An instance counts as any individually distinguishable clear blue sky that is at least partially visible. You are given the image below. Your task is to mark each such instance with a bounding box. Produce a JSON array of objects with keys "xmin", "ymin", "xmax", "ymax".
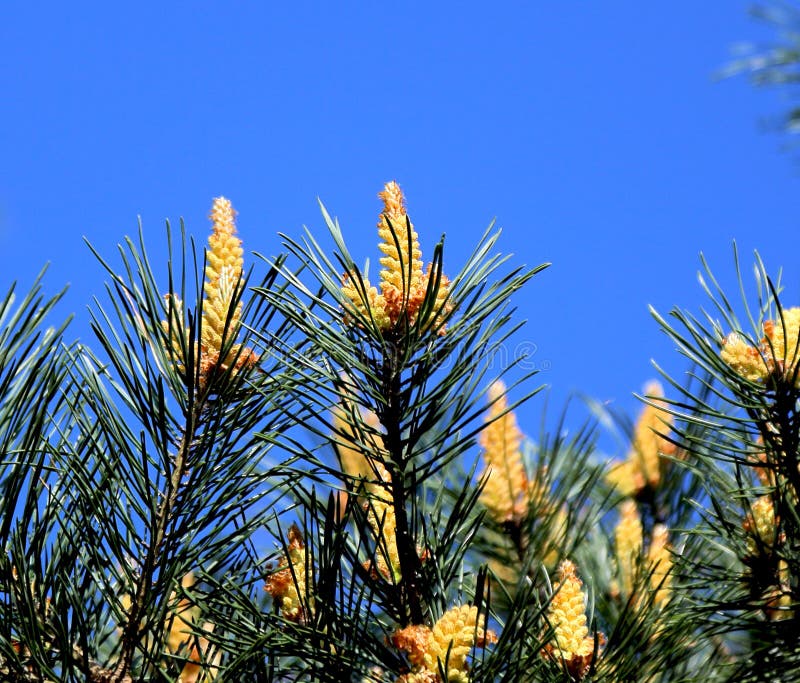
[{"xmin": 3, "ymin": 2, "xmax": 799, "ymax": 447}]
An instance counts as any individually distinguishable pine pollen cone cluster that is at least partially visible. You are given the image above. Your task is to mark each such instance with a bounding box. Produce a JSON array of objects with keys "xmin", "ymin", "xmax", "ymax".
[
  {"xmin": 264, "ymin": 524, "xmax": 313, "ymax": 624},
  {"xmin": 747, "ymin": 445, "xmax": 773, "ymax": 490},
  {"xmin": 365, "ymin": 497, "xmax": 403, "ymax": 582},
  {"xmin": 478, "ymin": 381, "xmax": 532, "ymax": 523},
  {"xmin": 743, "ymin": 494, "xmax": 782, "ymax": 558},
  {"xmin": 341, "ymin": 181, "xmax": 453, "ymax": 335},
  {"xmin": 614, "ymin": 499, "xmax": 643, "ymax": 598},
  {"xmin": 166, "ymin": 573, "xmax": 220, "ymax": 683},
  {"xmin": 332, "ymin": 404, "xmax": 404, "ymax": 582},
  {"xmin": 606, "ymin": 381, "xmax": 677, "ymax": 498},
  {"xmin": 543, "ymin": 560, "xmax": 604, "ymax": 680},
  {"xmin": 392, "ymin": 605, "xmax": 496, "ymax": 683},
  {"xmin": 479, "ymin": 381, "xmax": 566, "ymax": 572},
  {"xmin": 120, "ymin": 572, "xmax": 220, "ymax": 682},
  {"xmin": 742, "ymin": 492, "xmax": 793, "ymax": 621},
  {"xmin": 606, "ymin": 382, "xmax": 676, "ymax": 606},
  {"xmin": 611, "ymin": 501, "xmax": 674, "ymax": 607},
  {"xmin": 720, "ymin": 307, "xmax": 800, "ymax": 386},
  {"xmin": 162, "ymin": 197, "xmax": 259, "ymax": 385},
  {"xmin": 647, "ymin": 523, "xmax": 673, "ymax": 607},
  {"xmin": 332, "ymin": 404, "xmax": 391, "ymax": 497}
]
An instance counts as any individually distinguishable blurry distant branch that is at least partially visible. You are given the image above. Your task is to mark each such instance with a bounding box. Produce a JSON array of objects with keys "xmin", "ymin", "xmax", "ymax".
[{"xmin": 723, "ymin": 2, "xmax": 800, "ymax": 136}]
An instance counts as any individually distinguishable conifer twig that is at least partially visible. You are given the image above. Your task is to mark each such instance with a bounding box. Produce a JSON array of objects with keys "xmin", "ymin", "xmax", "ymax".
[
  {"xmin": 111, "ymin": 401, "xmax": 199, "ymax": 682},
  {"xmin": 381, "ymin": 340, "xmax": 424, "ymax": 626}
]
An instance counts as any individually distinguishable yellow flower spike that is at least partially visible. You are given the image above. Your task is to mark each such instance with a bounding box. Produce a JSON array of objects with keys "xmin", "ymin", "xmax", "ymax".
[
  {"xmin": 721, "ymin": 308, "xmax": 800, "ymax": 385},
  {"xmin": 392, "ymin": 624, "xmax": 433, "ymax": 670},
  {"xmin": 479, "ymin": 380, "xmax": 529, "ymax": 523},
  {"xmin": 378, "ymin": 181, "xmax": 425, "ymax": 321},
  {"xmin": 614, "ymin": 500, "xmax": 643, "ymax": 598},
  {"xmin": 395, "ymin": 673, "xmax": 439, "ymax": 683},
  {"xmin": 720, "ymin": 332, "xmax": 769, "ymax": 383},
  {"xmin": 606, "ymin": 381, "xmax": 676, "ymax": 496},
  {"xmin": 763, "ymin": 307, "xmax": 800, "ymax": 383},
  {"xmin": 630, "ymin": 381, "xmax": 676, "ymax": 489},
  {"xmin": 392, "ymin": 606, "xmax": 495, "ymax": 682},
  {"xmin": 161, "ymin": 293, "xmax": 192, "ymax": 369},
  {"xmin": 547, "ymin": 560, "xmax": 592, "ymax": 656},
  {"xmin": 423, "ymin": 263, "xmax": 454, "ymax": 336},
  {"xmin": 120, "ymin": 570, "xmax": 219, "ymax": 680},
  {"xmin": 340, "ymin": 181, "xmax": 452, "ymax": 334},
  {"xmin": 341, "ymin": 273, "xmax": 390, "ymax": 330},
  {"xmin": 195, "ymin": 196, "xmax": 260, "ymax": 382},
  {"xmin": 544, "ymin": 560, "xmax": 603, "ymax": 680},
  {"xmin": 331, "ymin": 395, "xmax": 424, "ymax": 585},
  {"xmin": 264, "ymin": 525, "xmax": 313, "ymax": 623},
  {"xmin": 202, "ymin": 197, "xmax": 244, "ymax": 357},
  {"xmin": 332, "ymin": 405, "xmax": 390, "ymax": 499},
  {"xmin": 425, "ymin": 605, "xmax": 496, "ymax": 683},
  {"xmin": 487, "ymin": 555, "xmax": 521, "ymax": 587},
  {"xmin": 605, "ymin": 460, "xmax": 644, "ymax": 499},
  {"xmin": 179, "ymin": 621, "xmax": 221, "ymax": 683},
  {"xmin": 749, "ymin": 439, "xmax": 778, "ymax": 488},
  {"xmin": 744, "ymin": 495, "xmax": 778, "ymax": 557},
  {"xmin": 165, "ymin": 572, "xmax": 200, "ymax": 655},
  {"xmin": 648, "ymin": 524, "xmax": 673, "ymax": 607},
  {"xmin": 365, "ymin": 498, "xmax": 402, "ymax": 582},
  {"xmin": 161, "ymin": 197, "xmax": 259, "ymax": 384},
  {"xmin": 205, "ymin": 197, "xmax": 243, "ymax": 287}
]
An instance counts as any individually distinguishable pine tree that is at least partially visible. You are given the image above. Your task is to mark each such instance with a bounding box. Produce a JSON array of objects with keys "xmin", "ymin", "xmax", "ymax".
[{"xmin": 1, "ymin": 184, "xmax": 799, "ymax": 682}]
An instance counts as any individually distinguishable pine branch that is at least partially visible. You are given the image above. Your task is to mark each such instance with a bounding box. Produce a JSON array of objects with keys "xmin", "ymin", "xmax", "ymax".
[{"xmin": 111, "ymin": 399, "xmax": 200, "ymax": 682}]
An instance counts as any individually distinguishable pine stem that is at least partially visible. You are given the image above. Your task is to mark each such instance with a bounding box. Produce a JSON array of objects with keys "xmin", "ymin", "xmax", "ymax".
[
  {"xmin": 381, "ymin": 339, "xmax": 424, "ymax": 626},
  {"xmin": 111, "ymin": 400, "xmax": 201, "ymax": 682},
  {"xmin": 770, "ymin": 384, "xmax": 800, "ymax": 626}
]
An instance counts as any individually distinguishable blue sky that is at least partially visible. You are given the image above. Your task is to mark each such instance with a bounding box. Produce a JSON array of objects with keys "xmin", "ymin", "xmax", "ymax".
[{"xmin": 3, "ymin": 2, "xmax": 799, "ymax": 448}]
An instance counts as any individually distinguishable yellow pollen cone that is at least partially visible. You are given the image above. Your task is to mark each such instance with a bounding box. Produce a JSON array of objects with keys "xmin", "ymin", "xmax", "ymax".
[
  {"xmin": 614, "ymin": 500, "xmax": 643, "ymax": 598},
  {"xmin": 648, "ymin": 524, "xmax": 673, "ymax": 606},
  {"xmin": 543, "ymin": 560, "xmax": 603, "ymax": 679},
  {"xmin": 479, "ymin": 380, "xmax": 528, "ymax": 523},
  {"xmin": 264, "ymin": 525, "xmax": 313, "ymax": 623},
  {"xmin": 340, "ymin": 181, "xmax": 451, "ymax": 335}
]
